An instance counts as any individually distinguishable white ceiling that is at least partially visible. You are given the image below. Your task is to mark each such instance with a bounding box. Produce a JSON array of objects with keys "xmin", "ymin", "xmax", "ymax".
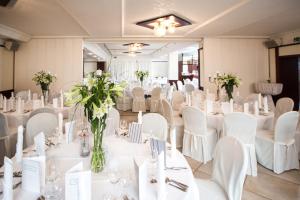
[{"xmin": 0, "ymin": 0, "xmax": 299, "ymax": 38}]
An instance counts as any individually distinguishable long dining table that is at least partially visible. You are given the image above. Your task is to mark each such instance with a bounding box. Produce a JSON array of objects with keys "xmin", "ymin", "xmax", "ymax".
[{"xmin": 0, "ymin": 134, "xmax": 199, "ymax": 200}]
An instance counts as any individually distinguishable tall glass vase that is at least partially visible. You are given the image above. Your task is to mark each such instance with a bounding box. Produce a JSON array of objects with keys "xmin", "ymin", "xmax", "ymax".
[
  {"xmin": 91, "ymin": 116, "xmax": 106, "ymax": 173},
  {"xmin": 225, "ymin": 85, "xmax": 234, "ymax": 100},
  {"xmin": 40, "ymin": 83, "xmax": 49, "ymax": 104}
]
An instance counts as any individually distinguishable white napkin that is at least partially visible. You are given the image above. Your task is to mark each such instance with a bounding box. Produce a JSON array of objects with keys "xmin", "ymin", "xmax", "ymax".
[
  {"xmin": 41, "ymin": 96, "xmax": 45, "ymax": 107},
  {"xmin": 221, "ymin": 102, "xmax": 230, "ymax": 114},
  {"xmin": 244, "ymin": 103, "xmax": 249, "ymax": 114},
  {"xmin": 65, "ymin": 162, "xmax": 91, "ymax": 200},
  {"xmin": 0, "ymin": 94, "xmax": 3, "ymax": 109},
  {"xmin": 3, "ymin": 97, "xmax": 7, "ymax": 112},
  {"xmin": 157, "ymin": 152, "xmax": 166, "ymax": 200},
  {"xmin": 22, "ymin": 156, "xmax": 46, "ymax": 194},
  {"xmin": 258, "ymin": 93, "xmax": 262, "ymax": 109},
  {"xmin": 15, "ymin": 126, "xmax": 24, "ymax": 163},
  {"xmin": 206, "ymin": 100, "xmax": 213, "ymax": 113},
  {"xmin": 60, "ymin": 90, "xmax": 64, "ymax": 109},
  {"xmin": 32, "ymin": 93, "xmax": 38, "ymax": 100},
  {"xmin": 138, "ymin": 111, "xmax": 143, "ymax": 124},
  {"xmin": 58, "ymin": 112, "xmax": 63, "ymax": 135},
  {"xmin": 16, "ymin": 97, "xmax": 22, "ymax": 114},
  {"xmin": 134, "ymin": 157, "xmax": 148, "ymax": 200},
  {"xmin": 28, "ymin": 90, "xmax": 31, "ymax": 101},
  {"xmin": 34, "ymin": 132, "xmax": 45, "ymax": 156},
  {"xmin": 3, "ymin": 157, "xmax": 13, "ymax": 200},
  {"xmin": 11, "ymin": 92, "xmax": 14, "ymax": 98},
  {"xmin": 32, "ymin": 99, "xmax": 41, "ymax": 110},
  {"xmin": 170, "ymin": 128, "xmax": 176, "ymax": 158},
  {"xmin": 263, "ymin": 96, "xmax": 268, "ymax": 113},
  {"xmin": 53, "ymin": 98, "xmax": 58, "ymax": 108},
  {"xmin": 65, "ymin": 121, "xmax": 75, "ymax": 144},
  {"xmin": 254, "ymin": 101, "xmax": 259, "ymax": 116},
  {"xmin": 229, "ymin": 99, "xmax": 234, "ymax": 113}
]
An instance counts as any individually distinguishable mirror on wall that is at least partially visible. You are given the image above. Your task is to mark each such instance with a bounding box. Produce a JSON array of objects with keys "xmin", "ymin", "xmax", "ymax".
[{"xmin": 0, "ymin": 44, "xmax": 14, "ymax": 92}]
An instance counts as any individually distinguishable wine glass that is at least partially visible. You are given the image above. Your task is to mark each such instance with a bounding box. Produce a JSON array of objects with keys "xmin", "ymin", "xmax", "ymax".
[
  {"xmin": 119, "ymin": 120, "xmax": 128, "ymax": 136},
  {"xmin": 44, "ymin": 159, "xmax": 62, "ymax": 200}
]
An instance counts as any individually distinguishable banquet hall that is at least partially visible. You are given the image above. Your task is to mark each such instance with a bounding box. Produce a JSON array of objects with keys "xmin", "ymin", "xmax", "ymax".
[{"xmin": 0, "ymin": 0, "xmax": 300, "ymax": 199}]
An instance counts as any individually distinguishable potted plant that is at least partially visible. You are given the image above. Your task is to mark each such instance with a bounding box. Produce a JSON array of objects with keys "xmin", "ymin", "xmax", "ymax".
[
  {"xmin": 217, "ymin": 73, "xmax": 241, "ymax": 100},
  {"xmin": 135, "ymin": 70, "xmax": 149, "ymax": 86},
  {"xmin": 32, "ymin": 70, "xmax": 56, "ymax": 97},
  {"xmin": 65, "ymin": 72, "xmax": 125, "ymax": 172}
]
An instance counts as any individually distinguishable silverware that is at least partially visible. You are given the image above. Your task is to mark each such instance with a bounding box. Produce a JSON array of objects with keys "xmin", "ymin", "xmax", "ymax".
[
  {"xmin": 37, "ymin": 195, "xmax": 45, "ymax": 200},
  {"xmin": 0, "ymin": 171, "xmax": 22, "ymax": 178},
  {"xmin": 168, "ymin": 182, "xmax": 187, "ymax": 192},
  {"xmin": 165, "ymin": 177, "xmax": 188, "ymax": 189},
  {"xmin": 150, "ymin": 178, "xmax": 188, "ymax": 192},
  {"xmin": 166, "ymin": 167, "xmax": 187, "ymax": 170}
]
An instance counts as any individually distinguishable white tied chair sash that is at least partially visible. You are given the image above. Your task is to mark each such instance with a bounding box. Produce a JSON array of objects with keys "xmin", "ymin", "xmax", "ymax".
[{"xmin": 184, "ymin": 129, "xmax": 209, "ymax": 164}]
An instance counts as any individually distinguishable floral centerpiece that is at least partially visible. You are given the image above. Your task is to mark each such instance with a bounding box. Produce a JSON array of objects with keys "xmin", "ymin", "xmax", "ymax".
[
  {"xmin": 217, "ymin": 73, "xmax": 241, "ymax": 100},
  {"xmin": 135, "ymin": 70, "xmax": 149, "ymax": 86},
  {"xmin": 32, "ymin": 70, "xmax": 56, "ymax": 96},
  {"xmin": 65, "ymin": 72, "xmax": 125, "ymax": 172}
]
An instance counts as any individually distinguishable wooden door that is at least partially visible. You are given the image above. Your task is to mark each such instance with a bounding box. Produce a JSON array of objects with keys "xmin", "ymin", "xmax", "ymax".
[{"xmin": 277, "ymin": 56, "xmax": 300, "ymax": 110}]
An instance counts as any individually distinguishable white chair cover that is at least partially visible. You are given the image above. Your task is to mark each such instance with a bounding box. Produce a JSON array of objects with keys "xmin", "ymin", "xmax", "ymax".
[
  {"xmin": 25, "ymin": 113, "xmax": 58, "ymax": 147},
  {"xmin": 150, "ymin": 87, "xmax": 161, "ymax": 113},
  {"xmin": 274, "ymin": 97, "xmax": 294, "ymax": 126},
  {"xmin": 185, "ymin": 84, "xmax": 195, "ymax": 94},
  {"xmin": 116, "ymin": 90, "xmax": 132, "ymax": 111},
  {"xmin": 108, "ymin": 107, "xmax": 120, "ymax": 134},
  {"xmin": 166, "ymin": 85, "xmax": 174, "ymax": 102},
  {"xmin": 177, "ymin": 80, "xmax": 184, "ymax": 91},
  {"xmin": 29, "ymin": 107, "xmax": 56, "ymax": 119},
  {"xmin": 223, "ymin": 112, "xmax": 258, "ymax": 176},
  {"xmin": 256, "ymin": 111, "xmax": 299, "ymax": 174},
  {"xmin": 182, "ymin": 107, "xmax": 218, "ymax": 164},
  {"xmin": 161, "ymin": 99, "xmax": 184, "ymax": 147},
  {"xmin": 195, "ymin": 136, "xmax": 247, "ymax": 200},
  {"xmin": 131, "ymin": 87, "xmax": 146, "ymax": 112},
  {"xmin": 171, "ymin": 91, "xmax": 184, "ymax": 113},
  {"xmin": 191, "ymin": 90, "xmax": 203, "ymax": 109},
  {"xmin": 142, "ymin": 113, "xmax": 168, "ymax": 141}
]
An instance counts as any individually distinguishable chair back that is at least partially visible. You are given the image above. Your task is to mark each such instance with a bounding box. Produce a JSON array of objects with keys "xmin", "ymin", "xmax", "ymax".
[
  {"xmin": 26, "ymin": 113, "xmax": 58, "ymax": 147},
  {"xmin": 185, "ymin": 84, "xmax": 195, "ymax": 93},
  {"xmin": 108, "ymin": 107, "xmax": 120, "ymax": 133},
  {"xmin": 29, "ymin": 107, "xmax": 56, "ymax": 118},
  {"xmin": 132, "ymin": 87, "xmax": 144, "ymax": 98},
  {"xmin": 223, "ymin": 112, "xmax": 257, "ymax": 144},
  {"xmin": 212, "ymin": 136, "xmax": 247, "ymax": 200},
  {"xmin": 167, "ymin": 85, "xmax": 174, "ymax": 101},
  {"xmin": 151, "ymin": 87, "xmax": 161, "ymax": 100},
  {"xmin": 0, "ymin": 113, "xmax": 9, "ymax": 138},
  {"xmin": 182, "ymin": 107, "xmax": 207, "ymax": 135},
  {"xmin": 177, "ymin": 80, "xmax": 183, "ymax": 91},
  {"xmin": 161, "ymin": 98, "xmax": 174, "ymax": 126},
  {"xmin": 274, "ymin": 97, "xmax": 294, "ymax": 124},
  {"xmin": 171, "ymin": 91, "xmax": 184, "ymax": 110},
  {"xmin": 142, "ymin": 113, "xmax": 168, "ymax": 141},
  {"xmin": 274, "ymin": 111, "xmax": 299, "ymax": 144}
]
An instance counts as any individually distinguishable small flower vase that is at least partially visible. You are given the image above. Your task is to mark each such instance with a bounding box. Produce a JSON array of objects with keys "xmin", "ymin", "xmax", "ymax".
[
  {"xmin": 40, "ymin": 83, "xmax": 49, "ymax": 100},
  {"xmin": 91, "ymin": 117, "xmax": 106, "ymax": 173},
  {"xmin": 225, "ymin": 85, "xmax": 234, "ymax": 100},
  {"xmin": 140, "ymin": 77, "xmax": 144, "ymax": 87}
]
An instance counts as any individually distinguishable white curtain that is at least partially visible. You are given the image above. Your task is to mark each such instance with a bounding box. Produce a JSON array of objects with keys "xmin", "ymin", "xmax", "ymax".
[{"xmin": 109, "ymin": 59, "xmax": 152, "ymax": 82}]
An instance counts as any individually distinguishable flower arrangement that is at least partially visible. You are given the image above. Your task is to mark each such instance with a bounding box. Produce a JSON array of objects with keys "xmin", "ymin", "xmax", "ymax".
[
  {"xmin": 217, "ymin": 73, "xmax": 241, "ymax": 100},
  {"xmin": 135, "ymin": 70, "xmax": 149, "ymax": 86},
  {"xmin": 65, "ymin": 71, "xmax": 125, "ymax": 172},
  {"xmin": 32, "ymin": 70, "xmax": 56, "ymax": 95}
]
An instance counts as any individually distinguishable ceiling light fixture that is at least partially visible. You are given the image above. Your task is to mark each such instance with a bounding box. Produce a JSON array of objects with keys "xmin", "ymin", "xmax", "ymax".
[
  {"xmin": 123, "ymin": 51, "xmax": 142, "ymax": 57},
  {"xmin": 136, "ymin": 14, "xmax": 191, "ymax": 37},
  {"xmin": 123, "ymin": 43, "xmax": 149, "ymax": 52}
]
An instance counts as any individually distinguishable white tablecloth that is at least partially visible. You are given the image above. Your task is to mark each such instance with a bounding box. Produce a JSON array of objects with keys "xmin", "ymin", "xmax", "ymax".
[{"xmin": 0, "ymin": 135, "xmax": 199, "ymax": 200}]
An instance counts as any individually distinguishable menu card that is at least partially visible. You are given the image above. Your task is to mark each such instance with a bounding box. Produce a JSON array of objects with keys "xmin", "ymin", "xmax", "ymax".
[
  {"xmin": 22, "ymin": 156, "xmax": 46, "ymax": 194},
  {"xmin": 134, "ymin": 157, "xmax": 148, "ymax": 200},
  {"xmin": 65, "ymin": 121, "xmax": 75, "ymax": 144},
  {"xmin": 34, "ymin": 132, "xmax": 45, "ymax": 156},
  {"xmin": 129, "ymin": 122, "xmax": 142, "ymax": 143},
  {"xmin": 65, "ymin": 162, "xmax": 91, "ymax": 200},
  {"xmin": 3, "ymin": 157, "xmax": 13, "ymax": 200}
]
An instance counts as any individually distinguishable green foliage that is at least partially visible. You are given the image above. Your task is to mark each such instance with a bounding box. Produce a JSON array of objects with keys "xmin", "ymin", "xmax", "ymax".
[
  {"xmin": 135, "ymin": 70, "xmax": 149, "ymax": 82},
  {"xmin": 217, "ymin": 73, "xmax": 241, "ymax": 99}
]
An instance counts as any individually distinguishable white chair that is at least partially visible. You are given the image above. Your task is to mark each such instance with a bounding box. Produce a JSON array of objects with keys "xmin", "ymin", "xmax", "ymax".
[
  {"xmin": 182, "ymin": 107, "xmax": 218, "ymax": 163},
  {"xmin": 166, "ymin": 85, "xmax": 174, "ymax": 102},
  {"xmin": 177, "ymin": 80, "xmax": 183, "ymax": 91},
  {"xmin": 195, "ymin": 136, "xmax": 248, "ymax": 200},
  {"xmin": 149, "ymin": 87, "xmax": 161, "ymax": 113},
  {"xmin": 116, "ymin": 91, "xmax": 132, "ymax": 111},
  {"xmin": 256, "ymin": 111, "xmax": 299, "ymax": 174},
  {"xmin": 108, "ymin": 107, "xmax": 120, "ymax": 134},
  {"xmin": 142, "ymin": 113, "xmax": 168, "ymax": 141},
  {"xmin": 184, "ymin": 83, "xmax": 195, "ymax": 94},
  {"xmin": 0, "ymin": 113, "xmax": 17, "ymax": 166},
  {"xmin": 223, "ymin": 112, "xmax": 258, "ymax": 176},
  {"xmin": 131, "ymin": 87, "xmax": 146, "ymax": 112},
  {"xmin": 29, "ymin": 107, "xmax": 56, "ymax": 119},
  {"xmin": 191, "ymin": 90, "xmax": 203, "ymax": 109},
  {"xmin": 25, "ymin": 113, "xmax": 58, "ymax": 147},
  {"xmin": 274, "ymin": 97, "xmax": 294, "ymax": 126},
  {"xmin": 171, "ymin": 91, "xmax": 184, "ymax": 116},
  {"xmin": 161, "ymin": 99, "xmax": 184, "ymax": 147}
]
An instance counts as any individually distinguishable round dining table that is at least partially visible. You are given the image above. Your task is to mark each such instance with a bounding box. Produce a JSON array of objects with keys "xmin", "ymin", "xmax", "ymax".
[{"xmin": 0, "ymin": 135, "xmax": 199, "ymax": 200}]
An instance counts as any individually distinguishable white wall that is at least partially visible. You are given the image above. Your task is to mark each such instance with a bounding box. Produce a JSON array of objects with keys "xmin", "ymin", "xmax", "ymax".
[
  {"xmin": 15, "ymin": 38, "xmax": 83, "ymax": 93},
  {"xmin": 0, "ymin": 46, "xmax": 14, "ymax": 91},
  {"xmin": 203, "ymin": 38, "xmax": 269, "ymax": 97},
  {"xmin": 83, "ymin": 61, "xmax": 97, "ymax": 76},
  {"xmin": 150, "ymin": 61, "xmax": 168, "ymax": 77},
  {"xmin": 168, "ymin": 51, "xmax": 178, "ymax": 80}
]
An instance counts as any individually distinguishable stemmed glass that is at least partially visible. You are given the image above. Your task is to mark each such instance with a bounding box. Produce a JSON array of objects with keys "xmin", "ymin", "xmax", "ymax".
[
  {"xmin": 43, "ymin": 159, "xmax": 62, "ymax": 200},
  {"xmin": 119, "ymin": 120, "xmax": 128, "ymax": 136}
]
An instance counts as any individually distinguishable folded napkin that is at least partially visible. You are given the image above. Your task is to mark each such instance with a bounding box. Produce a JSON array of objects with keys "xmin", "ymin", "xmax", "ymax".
[
  {"xmin": 65, "ymin": 121, "xmax": 75, "ymax": 144},
  {"xmin": 22, "ymin": 156, "xmax": 46, "ymax": 194},
  {"xmin": 58, "ymin": 113, "xmax": 63, "ymax": 134},
  {"xmin": 254, "ymin": 101, "xmax": 259, "ymax": 116},
  {"xmin": 263, "ymin": 96, "xmax": 268, "ymax": 113},
  {"xmin": 32, "ymin": 100, "xmax": 41, "ymax": 110},
  {"xmin": 244, "ymin": 103, "xmax": 249, "ymax": 114},
  {"xmin": 129, "ymin": 122, "xmax": 142, "ymax": 143},
  {"xmin": 65, "ymin": 162, "xmax": 91, "ymax": 200},
  {"xmin": 53, "ymin": 98, "xmax": 58, "ymax": 108},
  {"xmin": 41, "ymin": 96, "xmax": 45, "ymax": 107},
  {"xmin": 206, "ymin": 100, "xmax": 213, "ymax": 113},
  {"xmin": 229, "ymin": 99, "xmax": 234, "ymax": 113},
  {"xmin": 3, "ymin": 97, "xmax": 7, "ymax": 112},
  {"xmin": 34, "ymin": 132, "xmax": 45, "ymax": 156},
  {"xmin": 0, "ymin": 94, "xmax": 3, "ymax": 109},
  {"xmin": 258, "ymin": 93, "xmax": 262, "ymax": 108},
  {"xmin": 60, "ymin": 90, "xmax": 64, "ymax": 109},
  {"xmin": 138, "ymin": 111, "xmax": 143, "ymax": 124},
  {"xmin": 27, "ymin": 90, "xmax": 31, "ymax": 101},
  {"xmin": 3, "ymin": 157, "xmax": 13, "ymax": 200},
  {"xmin": 32, "ymin": 93, "xmax": 38, "ymax": 100},
  {"xmin": 221, "ymin": 102, "xmax": 230, "ymax": 114},
  {"xmin": 15, "ymin": 126, "xmax": 24, "ymax": 163}
]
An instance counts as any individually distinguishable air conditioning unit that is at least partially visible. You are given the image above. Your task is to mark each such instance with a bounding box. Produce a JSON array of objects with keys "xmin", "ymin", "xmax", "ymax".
[
  {"xmin": 0, "ymin": 0, "xmax": 17, "ymax": 7},
  {"xmin": 4, "ymin": 40, "xmax": 20, "ymax": 51}
]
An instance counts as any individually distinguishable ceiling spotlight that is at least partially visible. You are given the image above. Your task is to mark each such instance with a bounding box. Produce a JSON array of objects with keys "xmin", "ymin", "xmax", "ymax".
[{"xmin": 136, "ymin": 14, "xmax": 191, "ymax": 37}]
